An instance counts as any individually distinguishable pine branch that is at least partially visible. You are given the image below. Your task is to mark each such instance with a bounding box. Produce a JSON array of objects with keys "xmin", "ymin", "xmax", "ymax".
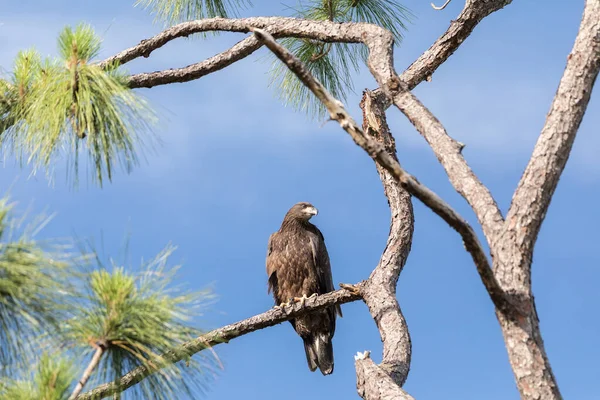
[
  {"xmin": 69, "ymin": 344, "xmax": 106, "ymax": 400},
  {"xmin": 77, "ymin": 284, "xmax": 364, "ymax": 400},
  {"xmin": 126, "ymin": 35, "xmax": 262, "ymax": 89}
]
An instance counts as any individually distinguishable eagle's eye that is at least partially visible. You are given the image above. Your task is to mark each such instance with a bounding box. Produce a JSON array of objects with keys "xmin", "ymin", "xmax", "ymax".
[{"xmin": 302, "ymin": 205, "xmax": 318, "ymax": 216}]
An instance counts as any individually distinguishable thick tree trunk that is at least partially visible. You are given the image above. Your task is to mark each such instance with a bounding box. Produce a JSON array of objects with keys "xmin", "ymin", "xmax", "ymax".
[{"xmin": 491, "ymin": 2, "xmax": 599, "ymax": 398}]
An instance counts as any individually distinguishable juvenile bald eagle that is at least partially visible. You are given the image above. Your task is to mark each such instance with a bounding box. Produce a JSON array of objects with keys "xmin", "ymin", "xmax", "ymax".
[{"xmin": 266, "ymin": 202, "xmax": 342, "ymax": 375}]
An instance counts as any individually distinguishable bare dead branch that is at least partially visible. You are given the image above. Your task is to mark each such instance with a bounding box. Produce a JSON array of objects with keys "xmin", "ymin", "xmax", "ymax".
[
  {"xmin": 126, "ymin": 36, "xmax": 263, "ymax": 89},
  {"xmin": 393, "ymin": 89, "xmax": 505, "ymax": 242},
  {"xmin": 501, "ymin": 0, "xmax": 600, "ymax": 284},
  {"xmin": 377, "ymin": 0, "xmax": 514, "ymax": 242},
  {"xmin": 99, "ymin": 17, "xmax": 371, "ymax": 69},
  {"xmin": 77, "ymin": 284, "xmax": 364, "ymax": 400},
  {"xmin": 488, "ymin": 3, "xmax": 600, "ymax": 399},
  {"xmin": 360, "ymin": 89, "xmax": 414, "ymax": 390},
  {"xmin": 431, "ymin": 0, "xmax": 453, "ymax": 11},
  {"xmin": 355, "ymin": 351, "xmax": 416, "ymax": 400},
  {"xmin": 400, "ymin": 0, "xmax": 514, "ymax": 90},
  {"xmin": 252, "ymin": 26, "xmax": 512, "ymax": 314}
]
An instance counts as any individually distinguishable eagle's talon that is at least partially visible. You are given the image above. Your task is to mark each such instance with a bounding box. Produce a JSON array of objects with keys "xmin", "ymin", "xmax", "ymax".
[
  {"xmin": 340, "ymin": 283, "xmax": 361, "ymax": 296},
  {"xmin": 275, "ymin": 301, "xmax": 291, "ymax": 309},
  {"xmin": 293, "ymin": 293, "xmax": 317, "ymax": 308}
]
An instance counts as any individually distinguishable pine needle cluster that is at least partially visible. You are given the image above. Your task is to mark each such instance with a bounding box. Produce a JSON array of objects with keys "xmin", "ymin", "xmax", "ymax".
[
  {"xmin": 0, "ymin": 198, "xmax": 73, "ymax": 375},
  {"xmin": 135, "ymin": 0, "xmax": 251, "ymax": 26},
  {"xmin": 269, "ymin": 0, "xmax": 413, "ymax": 118},
  {"xmin": 0, "ymin": 24, "xmax": 155, "ymax": 187},
  {"xmin": 61, "ymin": 245, "xmax": 217, "ymax": 399},
  {"xmin": 0, "ymin": 197, "xmax": 216, "ymax": 399}
]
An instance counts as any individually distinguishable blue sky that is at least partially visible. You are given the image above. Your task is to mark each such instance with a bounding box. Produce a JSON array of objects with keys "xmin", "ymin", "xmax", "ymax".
[{"xmin": 1, "ymin": 1, "xmax": 598, "ymax": 399}]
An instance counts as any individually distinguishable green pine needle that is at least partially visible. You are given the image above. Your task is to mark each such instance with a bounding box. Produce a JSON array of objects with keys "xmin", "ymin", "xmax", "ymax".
[
  {"xmin": 341, "ymin": 0, "xmax": 413, "ymax": 41},
  {"xmin": 1, "ymin": 23, "xmax": 157, "ymax": 187},
  {"xmin": 134, "ymin": 0, "xmax": 251, "ymax": 26},
  {"xmin": 0, "ymin": 197, "xmax": 76, "ymax": 376},
  {"xmin": 268, "ymin": 0, "xmax": 412, "ymax": 119},
  {"xmin": 61, "ymin": 245, "xmax": 217, "ymax": 399},
  {"xmin": 0, "ymin": 353, "xmax": 76, "ymax": 400},
  {"xmin": 270, "ymin": 38, "xmax": 357, "ymax": 118}
]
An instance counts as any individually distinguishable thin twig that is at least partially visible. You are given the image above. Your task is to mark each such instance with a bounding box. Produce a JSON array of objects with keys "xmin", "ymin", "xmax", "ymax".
[
  {"xmin": 431, "ymin": 0, "xmax": 452, "ymax": 11},
  {"xmin": 98, "ymin": 17, "xmax": 369, "ymax": 69},
  {"xmin": 70, "ymin": 344, "xmax": 106, "ymax": 400}
]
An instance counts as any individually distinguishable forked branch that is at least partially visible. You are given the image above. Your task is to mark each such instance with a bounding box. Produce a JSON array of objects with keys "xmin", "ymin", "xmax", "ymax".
[{"xmin": 251, "ymin": 26, "xmax": 512, "ymax": 314}]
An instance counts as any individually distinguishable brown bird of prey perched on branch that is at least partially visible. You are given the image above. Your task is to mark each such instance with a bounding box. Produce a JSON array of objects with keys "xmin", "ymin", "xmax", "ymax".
[{"xmin": 266, "ymin": 202, "xmax": 342, "ymax": 375}]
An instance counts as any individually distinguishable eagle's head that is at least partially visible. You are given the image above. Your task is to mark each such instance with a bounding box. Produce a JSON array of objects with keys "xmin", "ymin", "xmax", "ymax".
[{"xmin": 288, "ymin": 202, "xmax": 318, "ymax": 221}]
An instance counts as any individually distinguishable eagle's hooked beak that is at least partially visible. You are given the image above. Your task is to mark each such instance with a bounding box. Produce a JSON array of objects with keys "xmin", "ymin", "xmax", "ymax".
[{"xmin": 306, "ymin": 206, "xmax": 318, "ymax": 217}]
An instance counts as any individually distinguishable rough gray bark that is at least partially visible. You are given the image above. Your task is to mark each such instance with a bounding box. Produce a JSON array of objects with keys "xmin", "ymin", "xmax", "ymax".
[
  {"xmin": 358, "ymin": 89, "xmax": 413, "ymax": 393},
  {"xmin": 355, "ymin": 351, "xmax": 415, "ymax": 400},
  {"xmin": 393, "ymin": 90, "xmax": 505, "ymax": 241},
  {"xmin": 491, "ymin": 2, "xmax": 600, "ymax": 398},
  {"xmin": 400, "ymin": 0, "xmax": 514, "ymax": 90},
  {"xmin": 124, "ymin": 36, "xmax": 262, "ymax": 88}
]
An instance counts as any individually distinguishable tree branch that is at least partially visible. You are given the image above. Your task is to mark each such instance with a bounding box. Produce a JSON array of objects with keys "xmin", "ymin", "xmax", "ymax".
[
  {"xmin": 351, "ymin": 0, "xmax": 513, "ymax": 244},
  {"xmin": 355, "ymin": 351, "xmax": 416, "ymax": 400},
  {"xmin": 77, "ymin": 284, "xmax": 364, "ymax": 400},
  {"xmin": 251, "ymin": 21, "xmax": 512, "ymax": 322},
  {"xmin": 393, "ymin": 89, "xmax": 505, "ymax": 242},
  {"xmin": 383, "ymin": 0, "xmax": 514, "ymax": 243},
  {"xmin": 360, "ymin": 89, "xmax": 413, "ymax": 388},
  {"xmin": 69, "ymin": 344, "xmax": 105, "ymax": 400},
  {"xmin": 100, "ymin": 6, "xmax": 510, "ymax": 243},
  {"xmin": 488, "ymin": 3, "xmax": 599, "ymax": 398},
  {"xmin": 499, "ymin": 0, "xmax": 600, "ymax": 291},
  {"xmin": 125, "ymin": 35, "xmax": 263, "ymax": 89},
  {"xmin": 400, "ymin": 0, "xmax": 514, "ymax": 90},
  {"xmin": 99, "ymin": 17, "xmax": 371, "ymax": 69}
]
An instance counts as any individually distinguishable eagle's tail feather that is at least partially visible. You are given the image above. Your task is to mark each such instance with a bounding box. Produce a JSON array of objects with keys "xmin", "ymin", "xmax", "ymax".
[
  {"xmin": 303, "ymin": 338, "xmax": 318, "ymax": 372},
  {"xmin": 304, "ymin": 333, "xmax": 334, "ymax": 375}
]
